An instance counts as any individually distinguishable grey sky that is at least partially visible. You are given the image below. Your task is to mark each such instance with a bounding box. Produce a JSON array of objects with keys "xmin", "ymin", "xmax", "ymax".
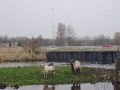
[{"xmin": 0, "ymin": 0, "xmax": 120, "ymax": 38}]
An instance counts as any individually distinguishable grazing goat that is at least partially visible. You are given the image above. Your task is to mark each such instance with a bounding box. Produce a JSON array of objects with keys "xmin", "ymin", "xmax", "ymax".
[
  {"xmin": 42, "ymin": 63, "xmax": 55, "ymax": 79},
  {"xmin": 69, "ymin": 59, "xmax": 81, "ymax": 74},
  {"xmin": 43, "ymin": 84, "xmax": 55, "ymax": 90}
]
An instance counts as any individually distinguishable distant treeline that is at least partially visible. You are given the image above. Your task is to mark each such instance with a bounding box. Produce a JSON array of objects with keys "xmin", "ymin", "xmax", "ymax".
[
  {"xmin": 0, "ymin": 34, "xmax": 118, "ymax": 47},
  {"xmin": 0, "ymin": 23, "xmax": 120, "ymax": 47}
]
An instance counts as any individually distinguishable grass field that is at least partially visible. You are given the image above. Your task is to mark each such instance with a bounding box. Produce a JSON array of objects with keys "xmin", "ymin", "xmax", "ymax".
[
  {"xmin": 0, "ymin": 66, "xmax": 96, "ymax": 85},
  {"xmin": 44, "ymin": 46, "xmax": 118, "ymax": 52}
]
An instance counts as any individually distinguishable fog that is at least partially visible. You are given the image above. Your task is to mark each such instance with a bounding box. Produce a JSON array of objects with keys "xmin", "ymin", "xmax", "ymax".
[{"xmin": 0, "ymin": 0, "xmax": 120, "ymax": 38}]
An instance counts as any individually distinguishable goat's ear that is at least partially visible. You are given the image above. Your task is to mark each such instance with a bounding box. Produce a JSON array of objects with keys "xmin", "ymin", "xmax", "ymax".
[
  {"xmin": 68, "ymin": 59, "xmax": 74, "ymax": 63},
  {"xmin": 71, "ymin": 59, "xmax": 74, "ymax": 63}
]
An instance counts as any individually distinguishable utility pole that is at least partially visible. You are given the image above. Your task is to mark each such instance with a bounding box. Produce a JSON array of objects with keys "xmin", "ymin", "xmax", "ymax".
[{"xmin": 51, "ymin": 8, "xmax": 55, "ymax": 48}]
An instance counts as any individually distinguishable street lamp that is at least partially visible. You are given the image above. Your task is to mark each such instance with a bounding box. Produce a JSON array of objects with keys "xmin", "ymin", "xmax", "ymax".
[{"xmin": 51, "ymin": 8, "xmax": 55, "ymax": 48}]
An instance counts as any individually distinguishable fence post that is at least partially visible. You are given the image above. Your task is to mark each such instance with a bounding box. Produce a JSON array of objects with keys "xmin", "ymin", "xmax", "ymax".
[{"xmin": 115, "ymin": 56, "xmax": 120, "ymax": 83}]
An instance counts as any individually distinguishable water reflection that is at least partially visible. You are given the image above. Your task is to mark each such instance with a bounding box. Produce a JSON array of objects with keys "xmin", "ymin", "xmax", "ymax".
[
  {"xmin": 0, "ymin": 62, "xmax": 115, "ymax": 69},
  {"xmin": 71, "ymin": 83, "xmax": 81, "ymax": 90},
  {"xmin": 43, "ymin": 84, "xmax": 55, "ymax": 90},
  {"xmin": 0, "ymin": 82, "xmax": 117, "ymax": 90},
  {"xmin": 0, "ymin": 83, "xmax": 6, "ymax": 89},
  {"xmin": 113, "ymin": 83, "xmax": 120, "ymax": 90}
]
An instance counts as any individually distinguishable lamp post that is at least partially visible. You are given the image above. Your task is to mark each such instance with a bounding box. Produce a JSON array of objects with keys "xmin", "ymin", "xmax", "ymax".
[{"xmin": 51, "ymin": 8, "xmax": 55, "ymax": 48}]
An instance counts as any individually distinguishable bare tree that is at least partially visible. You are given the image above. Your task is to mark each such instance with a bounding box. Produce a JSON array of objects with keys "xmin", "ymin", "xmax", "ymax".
[
  {"xmin": 114, "ymin": 32, "xmax": 120, "ymax": 53},
  {"xmin": 56, "ymin": 23, "xmax": 66, "ymax": 46},
  {"xmin": 66, "ymin": 25, "xmax": 76, "ymax": 46},
  {"xmin": 30, "ymin": 37, "xmax": 39, "ymax": 52},
  {"xmin": 114, "ymin": 32, "xmax": 120, "ymax": 45},
  {"xmin": 36, "ymin": 35, "xmax": 43, "ymax": 47},
  {"xmin": 78, "ymin": 36, "xmax": 93, "ymax": 46},
  {"xmin": 0, "ymin": 36, "xmax": 3, "ymax": 44},
  {"xmin": 93, "ymin": 34, "xmax": 111, "ymax": 46},
  {"xmin": 20, "ymin": 37, "xmax": 30, "ymax": 52},
  {"xmin": 43, "ymin": 38, "xmax": 53, "ymax": 46}
]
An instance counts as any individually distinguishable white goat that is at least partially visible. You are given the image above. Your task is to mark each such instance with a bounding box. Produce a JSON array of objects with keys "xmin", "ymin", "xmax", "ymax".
[
  {"xmin": 69, "ymin": 60, "xmax": 81, "ymax": 74},
  {"xmin": 42, "ymin": 63, "xmax": 55, "ymax": 79}
]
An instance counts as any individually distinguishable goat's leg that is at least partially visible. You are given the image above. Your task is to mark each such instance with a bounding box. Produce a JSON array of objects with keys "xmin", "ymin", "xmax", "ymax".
[
  {"xmin": 76, "ymin": 68, "xmax": 80, "ymax": 74},
  {"xmin": 44, "ymin": 74, "xmax": 46, "ymax": 78},
  {"xmin": 44, "ymin": 73, "xmax": 45, "ymax": 78},
  {"xmin": 46, "ymin": 75, "xmax": 47, "ymax": 79},
  {"xmin": 78, "ymin": 67, "xmax": 81, "ymax": 74},
  {"xmin": 45, "ymin": 74, "xmax": 47, "ymax": 79},
  {"xmin": 44, "ymin": 73, "xmax": 47, "ymax": 79},
  {"xmin": 75, "ymin": 68, "xmax": 78, "ymax": 74},
  {"xmin": 53, "ymin": 70, "xmax": 55, "ymax": 75},
  {"xmin": 78, "ymin": 68, "xmax": 80, "ymax": 74}
]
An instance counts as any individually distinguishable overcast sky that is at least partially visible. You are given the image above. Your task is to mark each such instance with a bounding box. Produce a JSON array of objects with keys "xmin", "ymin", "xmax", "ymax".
[{"xmin": 0, "ymin": 0, "xmax": 120, "ymax": 38}]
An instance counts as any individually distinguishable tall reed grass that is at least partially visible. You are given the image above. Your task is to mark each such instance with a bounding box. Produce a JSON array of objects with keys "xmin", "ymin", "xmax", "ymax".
[{"xmin": 0, "ymin": 47, "xmax": 46, "ymax": 63}]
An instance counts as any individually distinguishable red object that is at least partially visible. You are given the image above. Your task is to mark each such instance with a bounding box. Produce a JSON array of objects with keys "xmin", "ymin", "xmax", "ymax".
[{"xmin": 102, "ymin": 45, "xmax": 113, "ymax": 48}]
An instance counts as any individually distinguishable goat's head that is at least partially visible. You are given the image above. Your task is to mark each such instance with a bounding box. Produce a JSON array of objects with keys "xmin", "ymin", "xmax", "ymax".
[
  {"xmin": 69, "ymin": 59, "xmax": 75, "ymax": 73},
  {"xmin": 69, "ymin": 59, "xmax": 74, "ymax": 64},
  {"xmin": 41, "ymin": 64, "xmax": 45, "ymax": 69}
]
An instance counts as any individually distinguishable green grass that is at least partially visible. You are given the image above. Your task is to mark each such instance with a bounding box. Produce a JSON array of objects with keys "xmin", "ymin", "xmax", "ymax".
[
  {"xmin": 0, "ymin": 66, "xmax": 96, "ymax": 85},
  {"xmin": 46, "ymin": 47, "xmax": 117, "ymax": 52}
]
